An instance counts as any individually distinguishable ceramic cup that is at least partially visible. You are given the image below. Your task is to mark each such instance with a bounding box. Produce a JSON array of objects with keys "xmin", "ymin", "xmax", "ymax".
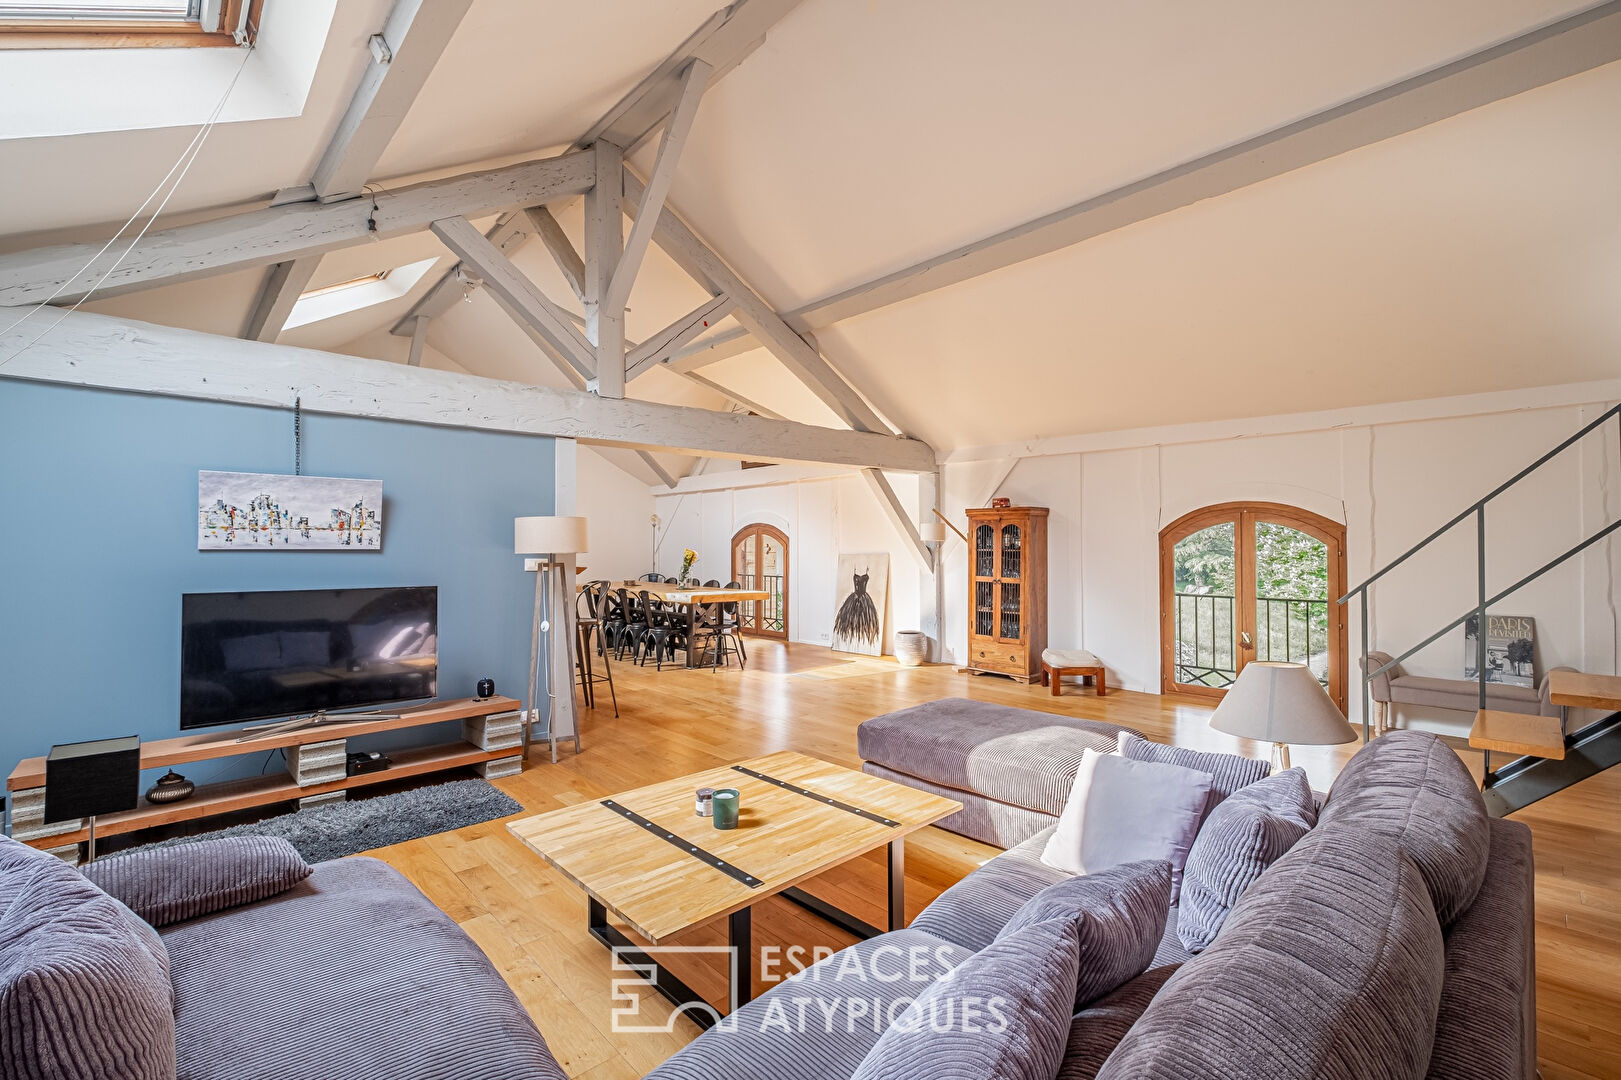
[{"xmin": 711, "ymin": 788, "xmax": 740, "ymax": 830}]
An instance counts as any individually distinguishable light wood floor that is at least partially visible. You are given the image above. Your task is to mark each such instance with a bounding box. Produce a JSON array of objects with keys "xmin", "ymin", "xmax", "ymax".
[{"xmin": 360, "ymin": 639, "xmax": 1621, "ymax": 1080}]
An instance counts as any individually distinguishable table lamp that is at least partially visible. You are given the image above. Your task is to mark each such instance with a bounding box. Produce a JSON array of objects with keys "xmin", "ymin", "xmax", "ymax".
[
  {"xmin": 1209, "ymin": 661, "xmax": 1356, "ymax": 769},
  {"xmin": 516, "ymin": 515, "xmax": 589, "ymax": 764}
]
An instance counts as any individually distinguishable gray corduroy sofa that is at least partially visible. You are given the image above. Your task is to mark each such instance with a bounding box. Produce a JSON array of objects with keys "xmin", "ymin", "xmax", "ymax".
[
  {"xmin": 0, "ymin": 835, "xmax": 566, "ymax": 1080},
  {"xmin": 649, "ymin": 730, "xmax": 1536, "ymax": 1080}
]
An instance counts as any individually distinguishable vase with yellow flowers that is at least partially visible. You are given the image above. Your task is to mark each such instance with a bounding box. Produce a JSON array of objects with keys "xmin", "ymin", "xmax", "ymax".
[{"xmin": 678, "ymin": 548, "xmax": 698, "ymax": 587}]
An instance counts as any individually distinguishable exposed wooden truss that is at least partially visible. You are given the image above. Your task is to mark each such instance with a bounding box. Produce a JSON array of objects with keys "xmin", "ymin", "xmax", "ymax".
[
  {"xmin": 861, "ymin": 469, "xmax": 931, "ymax": 571},
  {"xmin": 626, "ymin": 295, "xmax": 736, "ymax": 381},
  {"xmin": 675, "ymin": 371, "xmax": 783, "ymax": 420},
  {"xmin": 429, "ymin": 216, "xmax": 596, "ymax": 382},
  {"xmin": 311, "ymin": 0, "xmax": 475, "ymax": 202},
  {"xmin": 241, "ymin": 255, "xmax": 319, "ymax": 342},
  {"xmin": 636, "ymin": 451, "xmax": 679, "ymax": 489},
  {"xmin": 0, "ymin": 309, "xmax": 937, "ymax": 473},
  {"xmin": 584, "ymin": 142, "xmax": 626, "ymax": 398},
  {"xmin": 525, "ymin": 206, "xmax": 586, "ymax": 303},
  {"xmin": 0, "ymin": 152, "xmax": 594, "ymax": 306},
  {"xmin": 391, "ymin": 211, "xmax": 526, "ymax": 334},
  {"xmin": 658, "ymin": 0, "xmax": 1621, "ymax": 369},
  {"xmin": 406, "ymin": 315, "xmax": 430, "ymax": 367}
]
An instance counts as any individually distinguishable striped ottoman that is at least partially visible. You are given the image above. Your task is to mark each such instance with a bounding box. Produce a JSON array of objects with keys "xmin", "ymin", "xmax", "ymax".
[{"xmin": 857, "ymin": 697, "xmax": 1138, "ymax": 847}]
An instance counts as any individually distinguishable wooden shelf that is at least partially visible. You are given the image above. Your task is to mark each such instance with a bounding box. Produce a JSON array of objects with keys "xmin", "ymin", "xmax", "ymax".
[
  {"xmin": 1470, "ymin": 710, "xmax": 1566, "ymax": 761},
  {"xmin": 7, "ymin": 696, "xmax": 520, "ymax": 791},
  {"xmin": 7, "ymin": 696, "xmax": 525, "ymax": 852},
  {"xmin": 1549, "ymin": 670, "xmax": 1621, "ymax": 712}
]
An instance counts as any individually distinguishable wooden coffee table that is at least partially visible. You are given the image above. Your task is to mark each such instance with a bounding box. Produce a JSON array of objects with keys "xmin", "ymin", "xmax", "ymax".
[{"xmin": 507, "ymin": 751, "xmax": 961, "ymax": 1025}]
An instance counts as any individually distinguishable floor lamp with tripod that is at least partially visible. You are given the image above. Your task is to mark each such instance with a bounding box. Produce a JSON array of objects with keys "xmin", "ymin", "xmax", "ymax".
[{"xmin": 515, "ymin": 515, "xmax": 588, "ymax": 764}]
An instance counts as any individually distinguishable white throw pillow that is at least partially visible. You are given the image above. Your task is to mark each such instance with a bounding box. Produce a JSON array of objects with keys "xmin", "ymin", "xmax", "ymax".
[{"xmin": 1040, "ymin": 748, "xmax": 1213, "ymax": 902}]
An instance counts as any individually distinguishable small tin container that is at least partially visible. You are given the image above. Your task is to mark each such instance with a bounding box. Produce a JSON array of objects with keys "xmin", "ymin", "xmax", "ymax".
[{"xmin": 696, "ymin": 787, "xmax": 715, "ymax": 816}]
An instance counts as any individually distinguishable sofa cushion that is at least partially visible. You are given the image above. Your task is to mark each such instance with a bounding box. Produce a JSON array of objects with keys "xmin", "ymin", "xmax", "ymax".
[
  {"xmin": 1116, "ymin": 733, "xmax": 1271, "ymax": 821},
  {"xmin": 1042, "ymin": 749, "xmax": 1211, "ymax": 902},
  {"xmin": 159, "ymin": 856, "xmax": 564, "ymax": 1080},
  {"xmin": 1426, "ymin": 818, "xmax": 1536, "ymax": 1080},
  {"xmin": 859, "ymin": 698, "xmax": 1132, "ymax": 816},
  {"xmin": 0, "ymin": 836, "xmax": 176, "ymax": 1080},
  {"xmin": 998, "ymin": 860, "xmax": 1171, "ymax": 1009},
  {"xmin": 1319, "ymin": 730, "xmax": 1490, "ymax": 926},
  {"xmin": 1096, "ymin": 828, "xmax": 1445, "ymax": 1080},
  {"xmin": 1056, "ymin": 965, "xmax": 1180, "ymax": 1080},
  {"xmin": 646, "ymin": 928, "xmax": 971, "ymax": 1080},
  {"xmin": 850, "ymin": 909, "xmax": 1081, "ymax": 1080},
  {"xmin": 1176, "ymin": 767, "xmax": 1316, "ymax": 953},
  {"xmin": 83, "ymin": 836, "xmax": 311, "ymax": 927},
  {"xmin": 912, "ymin": 826, "xmax": 1068, "ymax": 952}
]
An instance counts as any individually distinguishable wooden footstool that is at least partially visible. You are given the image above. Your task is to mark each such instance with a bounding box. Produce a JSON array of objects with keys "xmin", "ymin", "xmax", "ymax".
[{"xmin": 1041, "ymin": 648, "xmax": 1106, "ymax": 697}]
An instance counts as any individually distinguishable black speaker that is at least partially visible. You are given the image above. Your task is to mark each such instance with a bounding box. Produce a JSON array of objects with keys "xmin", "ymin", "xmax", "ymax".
[
  {"xmin": 476, "ymin": 677, "xmax": 495, "ymax": 699},
  {"xmin": 44, "ymin": 736, "xmax": 141, "ymax": 824}
]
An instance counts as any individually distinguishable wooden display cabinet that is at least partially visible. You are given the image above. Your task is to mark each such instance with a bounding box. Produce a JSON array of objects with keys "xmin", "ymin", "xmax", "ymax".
[{"xmin": 965, "ymin": 506, "xmax": 1048, "ymax": 682}]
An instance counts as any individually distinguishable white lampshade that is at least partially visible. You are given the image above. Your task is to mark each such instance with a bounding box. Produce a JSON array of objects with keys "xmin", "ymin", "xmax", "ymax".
[
  {"xmin": 1209, "ymin": 662, "xmax": 1355, "ymax": 746},
  {"xmin": 919, "ymin": 522, "xmax": 947, "ymax": 544},
  {"xmin": 514, "ymin": 515, "xmax": 588, "ymax": 555}
]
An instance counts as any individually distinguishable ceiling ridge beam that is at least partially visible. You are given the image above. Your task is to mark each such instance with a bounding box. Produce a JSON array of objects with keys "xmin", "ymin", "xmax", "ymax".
[
  {"xmin": 622, "ymin": 168, "xmax": 900, "ymax": 438},
  {"xmin": 0, "ymin": 151, "xmax": 594, "ymax": 307},
  {"xmin": 429, "ymin": 216, "xmax": 596, "ymax": 381},
  {"xmin": 0, "ymin": 308, "xmax": 936, "ymax": 473},
  {"xmin": 312, "ymin": 0, "xmax": 475, "ymax": 202},
  {"xmin": 684, "ymin": 0, "xmax": 1621, "ymax": 342},
  {"xmin": 606, "ymin": 58, "xmax": 710, "ymax": 315},
  {"xmin": 626, "ymin": 294, "xmax": 735, "ymax": 381},
  {"xmin": 242, "ymin": 255, "xmax": 320, "ymax": 342}
]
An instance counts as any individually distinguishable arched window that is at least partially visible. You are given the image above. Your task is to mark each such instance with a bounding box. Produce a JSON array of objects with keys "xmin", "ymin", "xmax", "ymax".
[
  {"xmin": 1160, "ymin": 502, "xmax": 1347, "ymax": 712},
  {"xmin": 731, "ymin": 524, "xmax": 789, "ymax": 639}
]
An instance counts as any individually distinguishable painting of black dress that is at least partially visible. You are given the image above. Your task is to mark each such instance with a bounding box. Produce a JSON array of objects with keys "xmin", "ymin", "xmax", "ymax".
[
  {"xmin": 1463, "ymin": 613, "xmax": 1536, "ymax": 688},
  {"xmin": 831, "ymin": 553, "xmax": 889, "ymax": 657}
]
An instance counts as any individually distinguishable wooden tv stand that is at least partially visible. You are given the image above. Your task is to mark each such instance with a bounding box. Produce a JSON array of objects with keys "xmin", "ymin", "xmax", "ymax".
[{"xmin": 5, "ymin": 696, "xmax": 523, "ymax": 857}]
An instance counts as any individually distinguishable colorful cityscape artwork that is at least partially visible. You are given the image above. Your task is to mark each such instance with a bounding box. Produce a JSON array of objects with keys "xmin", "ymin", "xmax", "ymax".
[{"xmin": 198, "ymin": 471, "xmax": 383, "ymax": 551}]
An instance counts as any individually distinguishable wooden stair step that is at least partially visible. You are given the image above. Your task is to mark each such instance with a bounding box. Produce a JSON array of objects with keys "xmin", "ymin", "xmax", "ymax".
[
  {"xmin": 1470, "ymin": 710, "xmax": 1566, "ymax": 761},
  {"xmin": 1548, "ymin": 670, "xmax": 1621, "ymax": 712}
]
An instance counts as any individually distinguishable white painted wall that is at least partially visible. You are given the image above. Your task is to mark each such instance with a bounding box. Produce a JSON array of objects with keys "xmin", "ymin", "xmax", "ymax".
[
  {"xmin": 936, "ymin": 393, "xmax": 1621, "ymax": 734},
  {"xmin": 652, "ymin": 471, "xmax": 922, "ymax": 655},
  {"xmin": 578, "ymin": 445, "xmax": 657, "ymax": 584}
]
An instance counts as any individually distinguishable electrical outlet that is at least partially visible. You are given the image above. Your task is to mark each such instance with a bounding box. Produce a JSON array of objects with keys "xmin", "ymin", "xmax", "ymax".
[{"xmin": 524, "ymin": 558, "xmax": 542, "ymax": 571}]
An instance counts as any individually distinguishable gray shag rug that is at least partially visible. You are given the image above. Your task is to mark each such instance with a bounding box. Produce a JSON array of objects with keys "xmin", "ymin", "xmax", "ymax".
[{"xmin": 124, "ymin": 777, "xmax": 523, "ymax": 864}]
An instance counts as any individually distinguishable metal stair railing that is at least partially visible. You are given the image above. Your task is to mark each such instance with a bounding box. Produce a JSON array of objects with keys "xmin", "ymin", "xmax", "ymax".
[{"xmin": 1337, "ymin": 402, "xmax": 1621, "ymax": 757}]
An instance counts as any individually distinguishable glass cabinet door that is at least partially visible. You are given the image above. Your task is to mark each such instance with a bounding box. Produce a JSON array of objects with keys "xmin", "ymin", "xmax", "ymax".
[
  {"xmin": 973, "ymin": 523, "xmax": 996, "ymax": 637},
  {"xmin": 998, "ymin": 521, "xmax": 1023, "ymax": 642}
]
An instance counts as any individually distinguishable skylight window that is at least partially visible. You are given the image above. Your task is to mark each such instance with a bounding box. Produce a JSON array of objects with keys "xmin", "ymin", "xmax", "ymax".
[
  {"xmin": 0, "ymin": 0, "xmax": 258, "ymax": 48},
  {"xmin": 285, "ymin": 259, "xmax": 441, "ymax": 333}
]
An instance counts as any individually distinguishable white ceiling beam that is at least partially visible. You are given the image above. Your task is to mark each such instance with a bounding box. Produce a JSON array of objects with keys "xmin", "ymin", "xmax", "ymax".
[
  {"xmin": 675, "ymin": 370, "xmax": 784, "ymax": 420},
  {"xmin": 605, "ymin": 59, "xmax": 710, "ymax": 315},
  {"xmin": 524, "ymin": 206, "xmax": 586, "ymax": 304},
  {"xmin": 692, "ymin": 0, "xmax": 1621, "ymax": 340},
  {"xmin": 0, "ymin": 151, "xmax": 594, "ymax": 306},
  {"xmin": 585, "ymin": 142, "xmax": 627, "ymax": 398},
  {"xmin": 626, "ymin": 294, "xmax": 735, "ymax": 381},
  {"xmin": 406, "ymin": 315, "xmax": 430, "ymax": 366},
  {"xmin": 0, "ymin": 308, "xmax": 936, "ymax": 473},
  {"xmin": 622, "ymin": 169, "xmax": 895, "ymax": 437},
  {"xmin": 861, "ymin": 468, "xmax": 931, "ymax": 571},
  {"xmin": 429, "ymin": 216, "xmax": 596, "ymax": 381},
  {"xmin": 391, "ymin": 211, "xmax": 527, "ymax": 334},
  {"xmin": 574, "ymin": 0, "xmax": 804, "ymax": 153},
  {"xmin": 311, "ymin": 0, "xmax": 475, "ymax": 202},
  {"xmin": 242, "ymin": 256, "xmax": 320, "ymax": 342},
  {"xmin": 637, "ymin": 450, "xmax": 679, "ymax": 489}
]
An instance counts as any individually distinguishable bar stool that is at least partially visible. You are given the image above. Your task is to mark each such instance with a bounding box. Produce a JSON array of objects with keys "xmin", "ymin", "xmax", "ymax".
[{"xmin": 575, "ymin": 584, "xmax": 619, "ymax": 716}]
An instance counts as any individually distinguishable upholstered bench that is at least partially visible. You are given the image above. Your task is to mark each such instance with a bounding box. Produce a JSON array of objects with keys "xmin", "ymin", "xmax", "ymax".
[
  {"xmin": 1041, "ymin": 647, "xmax": 1106, "ymax": 696},
  {"xmin": 857, "ymin": 697, "xmax": 1137, "ymax": 846}
]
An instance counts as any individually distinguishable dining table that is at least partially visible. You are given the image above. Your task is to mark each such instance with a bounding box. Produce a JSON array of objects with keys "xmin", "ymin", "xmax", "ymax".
[{"xmin": 601, "ymin": 580, "xmax": 771, "ymax": 668}]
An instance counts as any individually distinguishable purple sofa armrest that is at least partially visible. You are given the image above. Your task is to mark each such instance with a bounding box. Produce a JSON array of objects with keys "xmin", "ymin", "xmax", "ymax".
[{"xmin": 82, "ymin": 836, "xmax": 311, "ymax": 927}]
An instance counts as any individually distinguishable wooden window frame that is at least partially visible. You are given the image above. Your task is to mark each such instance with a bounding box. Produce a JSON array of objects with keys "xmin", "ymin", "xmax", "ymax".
[
  {"xmin": 1159, "ymin": 501, "xmax": 1348, "ymax": 713},
  {"xmin": 0, "ymin": 0, "xmax": 261, "ymax": 49},
  {"xmin": 730, "ymin": 524, "xmax": 789, "ymax": 640}
]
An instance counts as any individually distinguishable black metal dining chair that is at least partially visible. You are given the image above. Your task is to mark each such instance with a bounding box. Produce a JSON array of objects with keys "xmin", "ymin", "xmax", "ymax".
[
  {"xmin": 692, "ymin": 601, "xmax": 743, "ymax": 672},
  {"xmin": 637, "ymin": 590, "xmax": 686, "ymax": 671},
  {"xmin": 615, "ymin": 588, "xmax": 649, "ymax": 660}
]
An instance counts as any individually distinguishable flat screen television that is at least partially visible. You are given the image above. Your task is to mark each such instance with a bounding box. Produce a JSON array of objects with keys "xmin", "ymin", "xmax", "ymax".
[{"xmin": 180, "ymin": 586, "xmax": 438, "ymax": 730}]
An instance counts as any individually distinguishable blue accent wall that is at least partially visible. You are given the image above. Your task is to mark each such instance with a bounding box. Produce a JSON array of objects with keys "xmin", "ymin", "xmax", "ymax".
[{"xmin": 0, "ymin": 382, "xmax": 552, "ymax": 790}]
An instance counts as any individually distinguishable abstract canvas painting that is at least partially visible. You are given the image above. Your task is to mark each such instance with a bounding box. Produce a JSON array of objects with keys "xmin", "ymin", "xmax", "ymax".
[
  {"xmin": 198, "ymin": 471, "xmax": 383, "ymax": 550},
  {"xmin": 831, "ymin": 552, "xmax": 889, "ymax": 656}
]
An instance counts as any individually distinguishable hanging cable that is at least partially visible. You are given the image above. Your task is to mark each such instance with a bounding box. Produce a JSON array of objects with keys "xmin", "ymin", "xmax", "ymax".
[{"xmin": 0, "ymin": 42, "xmax": 256, "ymax": 369}]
